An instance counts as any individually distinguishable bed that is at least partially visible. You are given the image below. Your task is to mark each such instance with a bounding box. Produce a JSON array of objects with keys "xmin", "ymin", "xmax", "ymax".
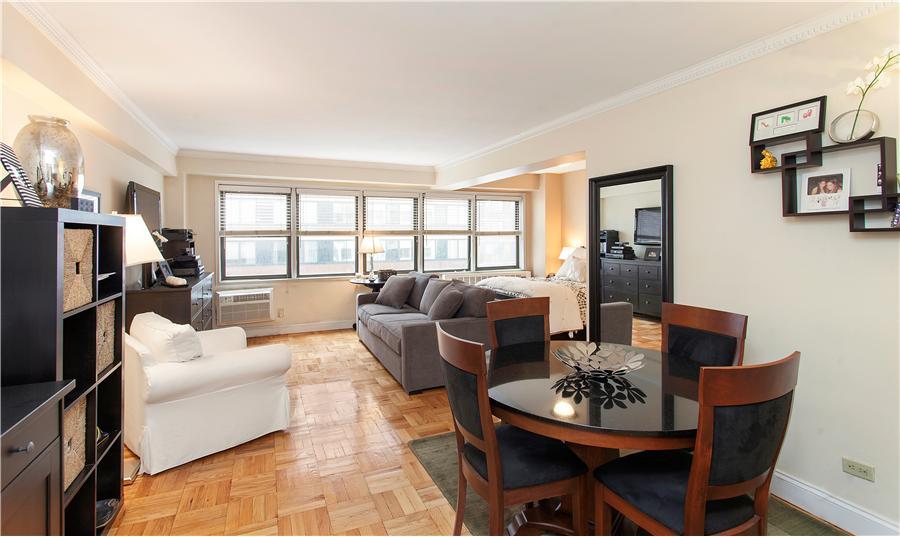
[{"xmin": 476, "ymin": 275, "xmax": 587, "ymax": 335}]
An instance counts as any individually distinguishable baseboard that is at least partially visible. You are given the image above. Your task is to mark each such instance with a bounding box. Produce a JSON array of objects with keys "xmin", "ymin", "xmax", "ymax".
[
  {"xmin": 241, "ymin": 320, "xmax": 354, "ymax": 337},
  {"xmin": 772, "ymin": 470, "xmax": 899, "ymax": 535}
]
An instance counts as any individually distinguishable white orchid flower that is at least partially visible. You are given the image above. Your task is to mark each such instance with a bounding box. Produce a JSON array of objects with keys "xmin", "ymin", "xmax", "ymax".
[
  {"xmin": 845, "ymin": 81, "xmax": 861, "ymax": 95},
  {"xmin": 874, "ymin": 76, "xmax": 891, "ymax": 90}
]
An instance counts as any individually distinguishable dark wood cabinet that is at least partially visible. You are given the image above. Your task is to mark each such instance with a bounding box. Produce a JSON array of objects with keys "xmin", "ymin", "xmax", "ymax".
[
  {"xmin": 600, "ymin": 258, "xmax": 662, "ymax": 318},
  {"xmin": 1, "ymin": 381, "xmax": 74, "ymax": 536},
  {"xmin": 1, "ymin": 209, "xmax": 125, "ymax": 536},
  {"xmin": 124, "ymin": 273, "xmax": 214, "ymax": 332}
]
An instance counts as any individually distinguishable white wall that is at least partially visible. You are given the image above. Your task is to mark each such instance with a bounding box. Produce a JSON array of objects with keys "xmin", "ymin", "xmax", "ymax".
[
  {"xmin": 437, "ymin": 10, "xmax": 900, "ymax": 531},
  {"xmin": 2, "ymin": 5, "xmax": 170, "ymax": 212}
]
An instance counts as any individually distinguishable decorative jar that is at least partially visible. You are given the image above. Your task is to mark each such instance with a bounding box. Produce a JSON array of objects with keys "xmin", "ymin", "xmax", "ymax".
[{"xmin": 12, "ymin": 115, "xmax": 85, "ymax": 207}]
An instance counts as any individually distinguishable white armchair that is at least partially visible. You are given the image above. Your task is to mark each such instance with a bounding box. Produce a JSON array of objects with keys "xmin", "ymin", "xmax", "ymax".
[{"xmin": 124, "ymin": 319, "xmax": 291, "ymax": 475}]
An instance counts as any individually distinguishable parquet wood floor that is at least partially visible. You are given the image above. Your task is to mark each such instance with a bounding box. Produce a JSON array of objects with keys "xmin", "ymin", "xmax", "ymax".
[{"xmin": 112, "ymin": 319, "xmax": 660, "ymax": 536}]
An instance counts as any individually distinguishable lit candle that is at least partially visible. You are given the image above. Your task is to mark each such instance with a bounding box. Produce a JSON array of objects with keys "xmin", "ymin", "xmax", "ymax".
[{"xmin": 552, "ymin": 401, "xmax": 576, "ymax": 418}]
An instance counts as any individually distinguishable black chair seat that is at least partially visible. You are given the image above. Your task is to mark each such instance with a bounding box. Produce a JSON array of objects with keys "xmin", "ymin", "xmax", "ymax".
[
  {"xmin": 463, "ymin": 424, "xmax": 587, "ymax": 489},
  {"xmin": 594, "ymin": 450, "xmax": 755, "ymax": 534}
]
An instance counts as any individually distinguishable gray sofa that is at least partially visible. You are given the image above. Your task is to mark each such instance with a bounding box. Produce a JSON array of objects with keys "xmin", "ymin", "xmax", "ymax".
[{"xmin": 356, "ymin": 272, "xmax": 496, "ymax": 393}]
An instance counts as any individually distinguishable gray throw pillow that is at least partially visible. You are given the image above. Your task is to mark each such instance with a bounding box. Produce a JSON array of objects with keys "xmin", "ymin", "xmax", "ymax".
[
  {"xmin": 406, "ymin": 271, "xmax": 438, "ymax": 310},
  {"xmin": 419, "ymin": 279, "xmax": 452, "ymax": 313},
  {"xmin": 428, "ymin": 288, "xmax": 464, "ymax": 320},
  {"xmin": 449, "ymin": 281, "xmax": 497, "ymax": 318},
  {"xmin": 374, "ymin": 276, "xmax": 415, "ymax": 308}
]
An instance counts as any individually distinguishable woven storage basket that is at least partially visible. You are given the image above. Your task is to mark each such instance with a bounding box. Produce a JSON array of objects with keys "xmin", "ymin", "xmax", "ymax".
[
  {"xmin": 63, "ymin": 397, "xmax": 87, "ymax": 490},
  {"xmin": 96, "ymin": 300, "xmax": 116, "ymax": 373},
  {"xmin": 63, "ymin": 228, "xmax": 94, "ymax": 312}
]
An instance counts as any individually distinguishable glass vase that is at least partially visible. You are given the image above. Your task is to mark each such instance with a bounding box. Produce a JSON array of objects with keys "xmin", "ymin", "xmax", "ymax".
[
  {"xmin": 827, "ymin": 109, "xmax": 879, "ymax": 144},
  {"xmin": 12, "ymin": 115, "xmax": 85, "ymax": 208}
]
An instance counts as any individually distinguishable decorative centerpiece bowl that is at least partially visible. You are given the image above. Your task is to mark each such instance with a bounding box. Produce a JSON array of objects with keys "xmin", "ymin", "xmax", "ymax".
[{"xmin": 554, "ymin": 341, "xmax": 645, "ymax": 374}]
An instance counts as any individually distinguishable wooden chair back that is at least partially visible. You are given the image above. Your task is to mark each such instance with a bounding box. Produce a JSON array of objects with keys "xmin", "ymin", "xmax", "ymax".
[
  {"xmin": 486, "ymin": 297, "xmax": 551, "ymax": 348},
  {"xmin": 435, "ymin": 323, "xmax": 504, "ymax": 487},
  {"xmin": 683, "ymin": 351, "xmax": 801, "ymax": 534},
  {"xmin": 662, "ymin": 302, "xmax": 748, "ymax": 366}
]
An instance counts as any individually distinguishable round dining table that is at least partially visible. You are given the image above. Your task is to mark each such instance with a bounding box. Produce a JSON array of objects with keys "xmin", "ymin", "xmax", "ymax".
[{"xmin": 487, "ymin": 340, "xmax": 704, "ymax": 535}]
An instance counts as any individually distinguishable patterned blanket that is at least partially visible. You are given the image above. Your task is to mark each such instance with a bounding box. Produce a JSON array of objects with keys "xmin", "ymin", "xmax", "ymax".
[{"xmin": 476, "ymin": 276, "xmax": 587, "ymax": 332}]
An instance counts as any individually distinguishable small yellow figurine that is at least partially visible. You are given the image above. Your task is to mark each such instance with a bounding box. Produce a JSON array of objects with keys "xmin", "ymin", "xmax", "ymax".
[{"xmin": 760, "ymin": 149, "xmax": 778, "ymax": 169}]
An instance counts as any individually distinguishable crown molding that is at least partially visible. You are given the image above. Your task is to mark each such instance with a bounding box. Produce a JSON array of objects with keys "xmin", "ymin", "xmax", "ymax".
[
  {"xmin": 11, "ymin": 1, "xmax": 180, "ymax": 155},
  {"xmin": 437, "ymin": 2, "xmax": 892, "ymax": 171},
  {"xmin": 177, "ymin": 148, "xmax": 435, "ymax": 174}
]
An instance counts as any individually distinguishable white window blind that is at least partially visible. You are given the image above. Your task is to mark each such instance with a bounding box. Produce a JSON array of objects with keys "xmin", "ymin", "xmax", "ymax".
[
  {"xmin": 218, "ymin": 188, "xmax": 292, "ymax": 279},
  {"xmin": 475, "ymin": 197, "xmax": 522, "ymax": 270},
  {"xmin": 297, "ymin": 191, "xmax": 359, "ymax": 276}
]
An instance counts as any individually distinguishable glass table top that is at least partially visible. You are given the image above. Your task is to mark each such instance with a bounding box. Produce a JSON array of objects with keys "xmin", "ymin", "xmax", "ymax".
[{"xmin": 488, "ymin": 341, "xmax": 702, "ymax": 437}]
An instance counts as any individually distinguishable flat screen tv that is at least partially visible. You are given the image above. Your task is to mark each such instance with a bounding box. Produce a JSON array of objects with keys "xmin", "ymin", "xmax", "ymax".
[
  {"xmin": 634, "ymin": 206, "xmax": 662, "ymax": 245},
  {"xmin": 126, "ymin": 181, "xmax": 161, "ymax": 233}
]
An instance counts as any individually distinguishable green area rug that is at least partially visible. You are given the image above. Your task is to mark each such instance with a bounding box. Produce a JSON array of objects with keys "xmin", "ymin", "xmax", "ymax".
[{"xmin": 409, "ymin": 432, "xmax": 847, "ymax": 536}]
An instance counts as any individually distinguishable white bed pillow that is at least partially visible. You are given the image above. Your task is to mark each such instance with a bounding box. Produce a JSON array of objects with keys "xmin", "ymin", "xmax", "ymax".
[
  {"xmin": 556, "ymin": 247, "xmax": 588, "ymax": 282},
  {"xmin": 129, "ymin": 312, "xmax": 203, "ymax": 363}
]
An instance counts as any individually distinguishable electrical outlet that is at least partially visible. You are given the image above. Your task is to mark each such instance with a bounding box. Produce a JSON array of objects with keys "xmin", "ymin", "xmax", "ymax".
[
  {"xmin": 842, "ymin": 457, "xmax": 875, "ymax": 482},
  {"xmin": 277, "ymin": 308, "xmax": 285, "ymax": 319}
]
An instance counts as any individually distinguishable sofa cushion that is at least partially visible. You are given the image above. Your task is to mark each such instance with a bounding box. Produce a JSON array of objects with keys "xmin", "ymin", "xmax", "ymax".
[
  {"xmin": 358, "ymin": 303, "xmax": 418, "ymax": 327},
  {"xmin": 449, "ymin": 281, "xmax": 496, "ymax": 318},
  {"xmin": 367, "ymin": 312, "xmax": 428, "ymax": 354},
  {"xmin": 419, "ymin": 279, "xmax": 452, "ymax": 313},
  {"xmin": 375, "ymin": 276, "xmax": 416, "ymax": 308},
  {"xmin": 406, "ymin": 271, "xmax": 438, "ymax": 310},
  {"xmin": 428, "ymin": 288, "xmax": 464, "ymax": 320},
  {"xmin": 129, "ymin": 312, "xmax": 203, "ymax": 364}
]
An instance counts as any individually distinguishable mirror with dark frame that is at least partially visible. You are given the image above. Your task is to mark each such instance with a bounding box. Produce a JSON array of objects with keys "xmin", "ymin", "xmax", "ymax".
[{"xmin": 588, "ymin": 165, "xmax": 673, "ymax": 341}]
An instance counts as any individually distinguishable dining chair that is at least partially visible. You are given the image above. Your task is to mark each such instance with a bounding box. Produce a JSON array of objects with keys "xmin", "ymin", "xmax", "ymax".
[
  {"xmin": 486, "ymin": 297, "xmax": 550, "ymax": 348},
  {"xmin": 662, "ymin": 302, "xmax": 749, "ymax": 366},
  {"xmin": 593, "ymin": 351, "xmax": 801, "ymax": 536},
  {"xmin": 436, "ymin": 323, "xmax": 589, "ymax": 536}
]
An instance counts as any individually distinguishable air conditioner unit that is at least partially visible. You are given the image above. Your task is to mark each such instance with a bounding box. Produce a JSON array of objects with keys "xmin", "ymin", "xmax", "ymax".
[{"xmin": 216, "ymin": 288, "xmax": 275, "ymax": 325}]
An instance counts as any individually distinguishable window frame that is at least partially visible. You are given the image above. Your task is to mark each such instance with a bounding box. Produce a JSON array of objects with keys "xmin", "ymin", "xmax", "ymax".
[
  {"xmin": 216, "ymin": 182, "xmax": 524, "ymax": 282},
  {"xmin": 296, "ymin": 189, "xmax": 361, "ymax": 278},
  {"xmin": 474, "ymin": 195, "xmax": 523, "ymax": 271},
  {"xmin": 422, "ymin": 193, "xmax": 474, "ymax": 273},
  {"xmin": 218, "ymin": 185, "xmax": 293, "ymax": 281},
  {"xmin": 363, "ymin": 191, "xmax": 420, "ymax": 274}
]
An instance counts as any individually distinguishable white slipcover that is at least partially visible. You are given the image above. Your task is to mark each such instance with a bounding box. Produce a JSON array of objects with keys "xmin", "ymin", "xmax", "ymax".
[{"xmin": 124, "ymin": 325, "xmax": 291, "ymax": 475}]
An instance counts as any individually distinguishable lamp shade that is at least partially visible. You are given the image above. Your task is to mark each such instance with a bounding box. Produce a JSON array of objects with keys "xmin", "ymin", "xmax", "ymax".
[
  {"xmin": 359, "ymin": 236, "xmax": 385, "ymax": 255},
  {"xmin": 558, "ymin": 246, "xmax": 576, "ymax": 260},
  {"xmin": 123, "ymin": 214, "xmax": 164, "ymax": 266}
]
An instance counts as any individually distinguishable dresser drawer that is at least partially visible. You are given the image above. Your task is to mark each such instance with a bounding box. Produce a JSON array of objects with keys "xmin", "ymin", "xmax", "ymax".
[
  {"xmin": 603, "ymin": 276, "xmax": 638, "ymax": 294},
  {"xmin": 603, "ymin": 290, "xmax": 638, "ymax": 307},
  {"xmin": 1, "ymin": 405, "xmax": 58, "ymax": 490},
  {"xmin": 638, "ymin": 264, "xmax": 660, "ymax": 280},
  {"xmin": 618, "ymin": 263, "xmax": 640, "ymax": 278},
  {"xmin": 601, "ymin": 262, "xmax": 620, "ymax": 276},
  {"xmin": 637, "ymin": 279, "xmax": 662, "ymax": 295},
  {"xmin": 638, "ymin": 294, "xmax": 662, "ymax": 316}
]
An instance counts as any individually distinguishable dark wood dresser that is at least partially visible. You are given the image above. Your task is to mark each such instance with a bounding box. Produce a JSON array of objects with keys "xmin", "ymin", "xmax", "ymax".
[
  {"xmin": 599, "ymin": 258, "xmax": 662, "ymax": 317},
  {"xmin": 125, "ymin": 273, "xmax": 214, "ymax": 332}
]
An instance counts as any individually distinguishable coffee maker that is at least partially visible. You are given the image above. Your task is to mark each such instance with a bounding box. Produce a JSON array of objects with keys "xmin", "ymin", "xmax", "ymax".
[{"xmin": 599, "ymin": 230, "xmax": 619, "ymax": 256}]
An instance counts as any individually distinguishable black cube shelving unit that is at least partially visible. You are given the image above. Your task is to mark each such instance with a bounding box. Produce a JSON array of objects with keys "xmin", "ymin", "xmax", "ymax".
[{"xmin": 1, "ymin": 208, "xmax": 125, "ymax": 535}]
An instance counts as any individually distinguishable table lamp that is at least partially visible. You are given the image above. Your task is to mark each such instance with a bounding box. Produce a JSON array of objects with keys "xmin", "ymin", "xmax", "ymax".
[
  {"xmin": 123, "ymin": 213, "xmax": 164, "ymax": 289},
  {"xmin": 359, "ymin": 236, "xmax": 385, "ymax": 278},
  {"xmin": 558, "ymin": 246, "xmax": 576, "ymax": 260}
]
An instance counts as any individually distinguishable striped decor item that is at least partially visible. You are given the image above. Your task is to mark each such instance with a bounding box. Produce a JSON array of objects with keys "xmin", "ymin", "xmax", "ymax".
[{"xmin": 1, "ymin": 142, "xmax": 44, "ymax": 207}]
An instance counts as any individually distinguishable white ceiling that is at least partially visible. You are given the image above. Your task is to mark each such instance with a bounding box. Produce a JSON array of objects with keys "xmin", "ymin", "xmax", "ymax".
[{"xmin": 40, "ymin": 2, "xmax": 846, "ymax": 166}]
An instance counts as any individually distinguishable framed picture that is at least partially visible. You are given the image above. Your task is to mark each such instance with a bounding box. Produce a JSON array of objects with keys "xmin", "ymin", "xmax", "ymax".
[
  {"xmin": 750, "ymin": 96, "xmax": 826, "ymax": 144},
  {"xmin": 72, "ymin": 189, "xmax": 101, "ymax": 213},
  {"xmin": 0, "ymin": 142, "xmax": 44, "ymax": 208},
  {"xmin": 158, "ymin": 259, "xmax": 174, "ymax": 279},
  {"xmin": 799, "ymin": 169, "xmax": 850, "ymax": 213}
]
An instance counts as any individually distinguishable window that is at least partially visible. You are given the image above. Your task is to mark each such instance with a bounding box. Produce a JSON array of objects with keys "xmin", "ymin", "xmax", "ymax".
[
  {"xmin": 217, "ymin": 185, "xmax": 523, "ymax": 280},
  {"xmin": 424, "ymin": 197, "xmax": 471, "ymax": 272},
  {"xmin": 297, "ymin": 191, "xmax": 359, "ymax": 276},
  {"xmin": 475, "ymin": 198, "xmax": 521, "ymax": 269},
  {"xmin": 219, "ymin": 189, "xmax": 291, "ymax": 279},
  {"xmin": 365, "ymin": 195, "xmax": 418, "ymax": 272}
]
